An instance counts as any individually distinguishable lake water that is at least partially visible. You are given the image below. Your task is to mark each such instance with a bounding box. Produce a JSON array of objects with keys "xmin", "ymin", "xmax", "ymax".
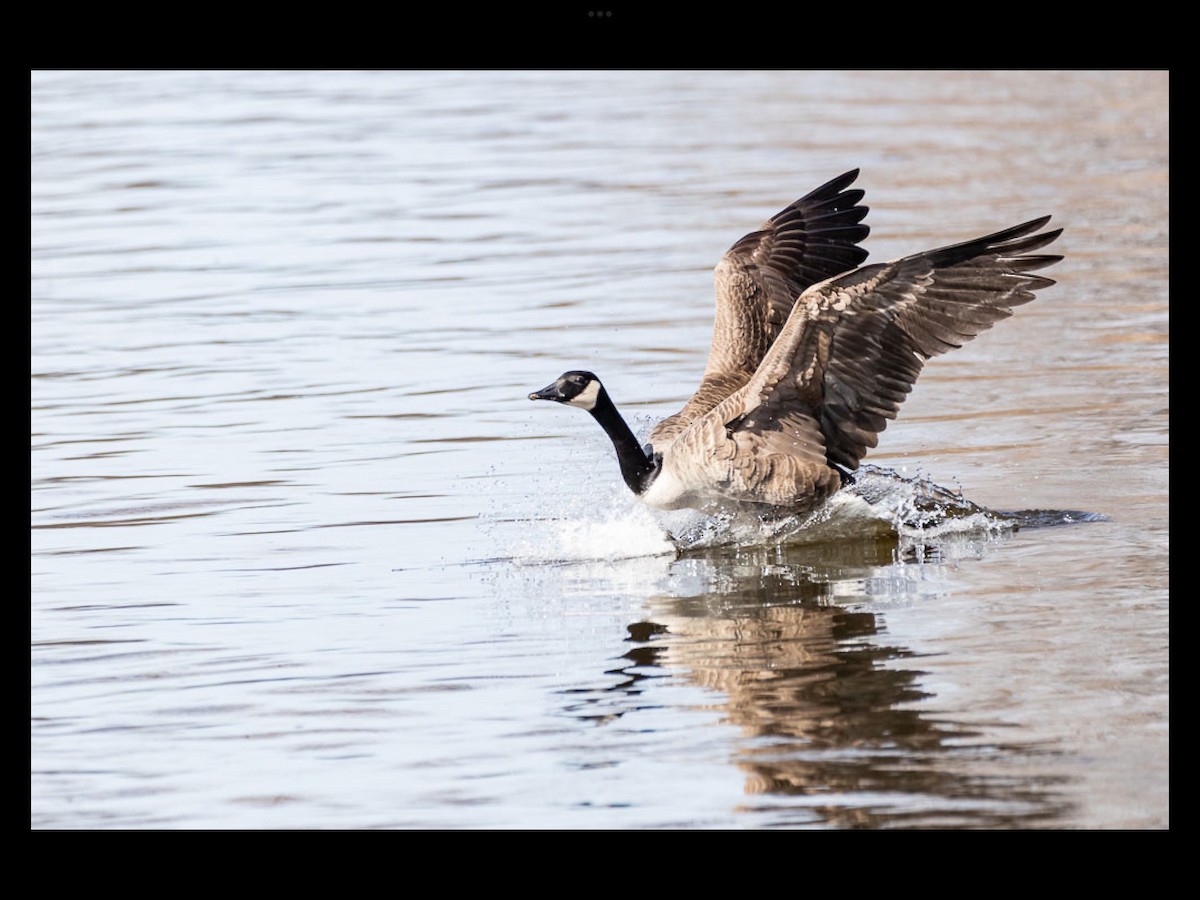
[{"xmin": 31, "ymin": 70, "xmax": 1169, "ymax": 829}]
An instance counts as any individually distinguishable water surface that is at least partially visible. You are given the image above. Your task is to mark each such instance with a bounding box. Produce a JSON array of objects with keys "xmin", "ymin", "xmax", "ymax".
[{"xmin": 31, "ymin": 70, "xmax": 1169, "ymax": 829}]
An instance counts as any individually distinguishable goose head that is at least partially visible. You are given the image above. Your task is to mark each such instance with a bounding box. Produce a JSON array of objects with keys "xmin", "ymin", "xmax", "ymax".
[
  {"xmin": 528, "ymin": 370, "xmax": 603, "ymax": 410},
  {"xmin": 529, "ymin": 370, "xmax": 659, "ymax": 495}
]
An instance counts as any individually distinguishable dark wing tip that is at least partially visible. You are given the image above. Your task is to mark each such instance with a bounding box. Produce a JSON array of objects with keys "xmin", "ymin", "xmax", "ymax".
[
  {"xmin": 804, "ymin": 169, "xmax": 861, "ymax": 200},
  {"xmin": 1005, "ymin": 253, "xmax": 1063, "ymax": 273},
  {"xmin": 927, "ymin": 217, "xmax": 1062, "ymax": 269}
]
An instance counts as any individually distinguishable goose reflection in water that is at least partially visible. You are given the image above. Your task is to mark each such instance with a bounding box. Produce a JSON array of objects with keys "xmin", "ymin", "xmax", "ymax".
[{"xmin": 569, "ymin": 541, "xmax": 1073, "ymax": 828}]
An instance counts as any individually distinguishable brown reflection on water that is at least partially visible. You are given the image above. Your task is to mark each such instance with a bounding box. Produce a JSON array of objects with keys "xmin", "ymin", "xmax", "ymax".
[{"xmin": 630, "ymin": 542, "xmax": 1073, "ymax": 828}]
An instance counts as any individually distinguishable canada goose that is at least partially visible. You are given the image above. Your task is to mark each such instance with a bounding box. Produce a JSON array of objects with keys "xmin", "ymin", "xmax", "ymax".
[{"xmin": 529, "ymin": 170, "xmax": 1062, "ymax": 515}]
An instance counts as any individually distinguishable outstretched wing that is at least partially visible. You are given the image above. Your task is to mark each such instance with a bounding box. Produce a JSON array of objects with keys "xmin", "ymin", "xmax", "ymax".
[
  {"xmin": 649, "ymin": 170, "xmax": 870, "ymax": 449},
  {"xmin": 733, "ymin": 215, "xmax": 1063, "ymax": 476}
]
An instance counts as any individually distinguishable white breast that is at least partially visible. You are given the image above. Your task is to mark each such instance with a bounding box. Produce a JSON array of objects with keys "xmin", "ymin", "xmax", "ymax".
[{"xmin": 639, "ymin": 463, "xmax": 696, "ymax": 510}]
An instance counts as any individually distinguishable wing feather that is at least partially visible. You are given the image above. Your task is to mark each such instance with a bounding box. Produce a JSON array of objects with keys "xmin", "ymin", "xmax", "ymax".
[
  {"xmin": 711, "ymin": 216, "xmax": 1063, "ymax": 486},
  {"xmin": 650, "ymin": 170, "xmax": 870, "ymax": 449}
]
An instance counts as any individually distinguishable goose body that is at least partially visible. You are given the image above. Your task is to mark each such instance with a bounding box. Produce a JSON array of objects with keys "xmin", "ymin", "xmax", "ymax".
[{"xmin": 529, "ymin": 170, "xmax": 1062, "ymax": 515}]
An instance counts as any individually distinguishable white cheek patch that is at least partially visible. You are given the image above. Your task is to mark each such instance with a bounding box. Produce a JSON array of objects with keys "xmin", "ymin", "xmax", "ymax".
[{"xmin": 566, "ymin": 380, "xmax": 601, "ymax": 410}]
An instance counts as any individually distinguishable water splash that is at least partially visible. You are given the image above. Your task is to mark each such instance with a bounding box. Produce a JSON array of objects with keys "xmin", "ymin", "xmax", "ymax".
[
  {"xmin": 489, "ymin": 462, "xmax": 1106, "ymax": 565},
  {"xmin": 487, "ymin": 475, "xmax": 676, "ymax": 565},
  {"xmin": 665, "ymin": 466, "xmax": 1106, "ymax": 554},
  {"xmin": 516, "ymin": 504, "xmax": 676, "ymax": 564}
]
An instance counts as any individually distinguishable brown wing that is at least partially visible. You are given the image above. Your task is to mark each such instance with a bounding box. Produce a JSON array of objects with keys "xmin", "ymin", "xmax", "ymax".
[
  {"xmin": 720, "ymin": 216, "xmax": 1062, "ymax": 489},
  {"xmin": 649, "ymin": 170, "xmax": 870, "ymax": 449}
]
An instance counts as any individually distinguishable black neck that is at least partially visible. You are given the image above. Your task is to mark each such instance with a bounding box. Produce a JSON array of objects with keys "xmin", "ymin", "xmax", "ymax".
[{"xmin": 589, "ymin": 386, "xmax": 660, "ymax": 495}]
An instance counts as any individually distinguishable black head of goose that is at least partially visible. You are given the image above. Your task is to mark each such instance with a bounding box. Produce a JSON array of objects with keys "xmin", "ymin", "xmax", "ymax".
[{"xmin": 529, "ymin": 170, "xmax": 1062, "ymax": 515}]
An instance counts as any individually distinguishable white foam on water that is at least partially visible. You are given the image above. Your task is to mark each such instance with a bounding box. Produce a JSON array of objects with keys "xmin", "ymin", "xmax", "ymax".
[{"xmin": 490, "ymin": 463, "xmax": 1102, "ymax": 567}]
